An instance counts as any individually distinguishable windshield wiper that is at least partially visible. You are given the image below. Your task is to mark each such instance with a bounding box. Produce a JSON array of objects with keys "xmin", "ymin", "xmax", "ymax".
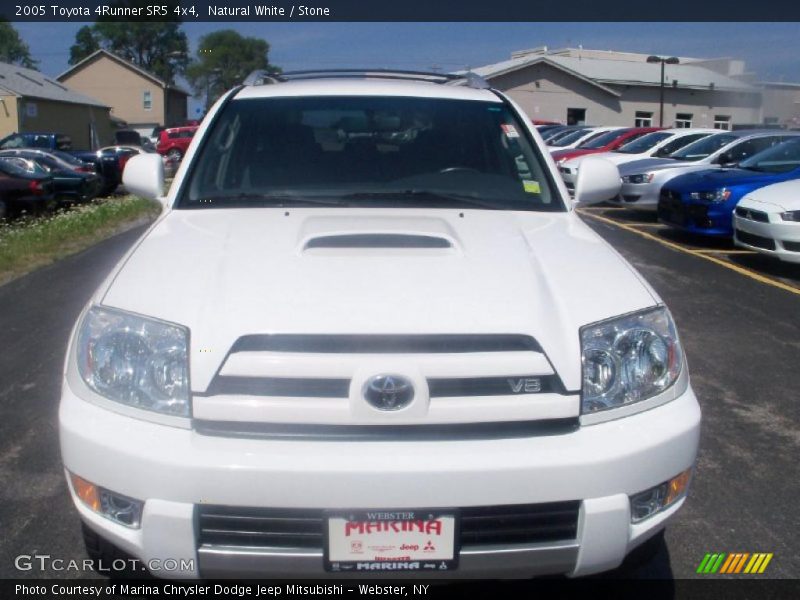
[
  {"xmin": 189, "ymin": 193, "xmax": 348, "ymax": 208},
  {"xmin": 340, "ymin": 190, "xmax": 509, "ymax": 210}
]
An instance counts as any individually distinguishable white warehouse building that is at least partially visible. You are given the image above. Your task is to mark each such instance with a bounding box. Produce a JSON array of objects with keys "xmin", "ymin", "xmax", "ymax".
[{"xmin": 469, "ymin": 47, "xmax": 763, "ymax": 129}]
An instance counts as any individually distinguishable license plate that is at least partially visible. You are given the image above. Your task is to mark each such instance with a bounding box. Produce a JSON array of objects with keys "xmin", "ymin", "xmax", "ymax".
[{"xmin": 324, "ymin": 509, "xmax": 459, "ymax": 573}]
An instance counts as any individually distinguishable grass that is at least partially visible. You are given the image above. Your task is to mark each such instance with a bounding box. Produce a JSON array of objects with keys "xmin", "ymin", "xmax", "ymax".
[{"xmin": 0, "ymin": 195, "xmax": 162, "ymax": 286}]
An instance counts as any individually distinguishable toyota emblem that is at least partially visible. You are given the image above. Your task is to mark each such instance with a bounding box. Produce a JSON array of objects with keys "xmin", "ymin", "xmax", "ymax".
[{"xmin": 363, "ymin": 375, "xmax": 414, "ymax": 411}]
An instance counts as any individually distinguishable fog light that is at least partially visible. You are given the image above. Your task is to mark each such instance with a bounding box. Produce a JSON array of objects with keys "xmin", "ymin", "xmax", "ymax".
[
  {"xmin": 630, "ymin": 468, "xmax": 692, "ymax": 523},
  {"xmin": 69, "ymin": 473, "xmax": 143, "ymax": 528}
]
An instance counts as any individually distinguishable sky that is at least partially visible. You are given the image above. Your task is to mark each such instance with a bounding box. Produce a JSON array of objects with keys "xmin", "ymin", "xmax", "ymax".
[{"xmin": 13, "ymin": 21, "xmax": 800, "ymax": 116}]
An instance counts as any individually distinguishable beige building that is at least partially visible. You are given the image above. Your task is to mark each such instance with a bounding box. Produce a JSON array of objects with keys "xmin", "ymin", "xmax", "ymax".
[
  {"xmin": 0, "ymin": 61, "xmax": 113, "ymax": 149},
  {"xmin": 470, "ymin": 47, "xmax": 763, "ymax": 129},
  {"xmin": 759, "ymin": 82, "xmax": 800, "ymax": 127},
  {"xmin": 57, "ymin": 49, "xmax": 188, "ymax": 131}
]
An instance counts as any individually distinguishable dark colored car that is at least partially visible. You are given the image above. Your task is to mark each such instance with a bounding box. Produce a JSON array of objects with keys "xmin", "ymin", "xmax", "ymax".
[
  {"xmin": 0, "ymin": 132, "xmax": 123, "ymax": 196},
  {"xmin": 156, "ymin": 126, "xmax": 198, "ymax": 161},
  {"xmin": 0, "ymin": 149, "xmax": 102, "ymax": 205},
  {"xmin": 0, "ymin": 157, "xmax": 55, "ymax": 219},
  {"xmin": 658, "ymin": 138, "xmax": 800, "ymax": 237},
  {"xmin": 551, "ymin": 127, "xmax": 662, "ymax": 163}
]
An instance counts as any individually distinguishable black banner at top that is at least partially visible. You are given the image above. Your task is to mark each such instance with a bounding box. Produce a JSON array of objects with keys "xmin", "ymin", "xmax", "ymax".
[{"xmin": 3, "ymin": 0, "xmax": 800, "ymax": 22}]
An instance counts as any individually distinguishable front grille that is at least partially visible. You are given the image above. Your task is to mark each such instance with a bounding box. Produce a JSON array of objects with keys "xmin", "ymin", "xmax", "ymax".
[
  {"xmin": 203, "ymin": 374, "xmax": 565, "ymax": 399},
  {"xmin": 783, "ymin": 240, "xmax": 800, "ymax": 252},
  {"xmin": 230, "ymin": 334, "xmax": 543, "ymax": 354},
  {"xmin": 736, "ymin": 229, "xmax": 776, "ymax": 250},
  {"xmin": 198, "ymin": 507, "xmax": 323, "ymax": 548},
  {"xmin": 735, "ymin": 207, "xmax": 769, "ymax": 222},
  {"xmin": 658, "ymin": 189, "xmax": 686, "ymax": 225},
  {"xmin": 197, "ymin": 501, "xmax": 581, "ymax": 549}
]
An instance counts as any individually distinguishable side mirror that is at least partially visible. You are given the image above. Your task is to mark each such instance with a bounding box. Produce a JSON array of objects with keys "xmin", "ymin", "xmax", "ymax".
[
  {"xmin": 122, "ymin": 153, "xmax": 167, "ymax": 205},
  {"xmin": 573, "ymin": 156, "xmax": 621, "ymax": 207},
  {"xmin": 716, "ymin": 152, "xmax": 736, "ymax": 167}
]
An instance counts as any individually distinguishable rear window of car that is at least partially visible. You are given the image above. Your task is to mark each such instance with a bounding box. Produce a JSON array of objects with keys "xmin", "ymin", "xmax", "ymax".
[{"xmin": 180, "ymin": 95, "xmax": 563, "ymax": 212}]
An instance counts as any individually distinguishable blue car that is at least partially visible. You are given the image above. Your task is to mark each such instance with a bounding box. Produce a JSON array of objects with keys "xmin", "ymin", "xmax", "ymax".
[{"xmin": 658, "ymin": 138, "xmax": 800, "ymax": 237}]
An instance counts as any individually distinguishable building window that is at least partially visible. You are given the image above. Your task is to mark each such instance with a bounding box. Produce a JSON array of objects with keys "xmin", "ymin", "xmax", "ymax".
[
  {"xmin": 714, "ymin": 115, "xmax": 731, "ymax": 130},
  {"xmin": 763, "ymin": 116, "xmax": 780, "ymax": 125},
  {"xmin": 674, "ymin": 113, "xmax": 693, "ymax": 128},
  {"xmin": 143, "ymin": 90, "xmax": 152, "ymax": 110},
  {"xmin": 567, "ymin": 108, "xmax": 586, "ymax": 125},
  {"xmin": 635, "ymin": 111, "xmax": 653, "ymax": 127}
]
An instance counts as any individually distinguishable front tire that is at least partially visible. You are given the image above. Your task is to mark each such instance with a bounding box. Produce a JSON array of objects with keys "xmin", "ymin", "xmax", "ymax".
[{"xmin": 166, "ymin": 148, "xmax": 183, "ymax": 162}]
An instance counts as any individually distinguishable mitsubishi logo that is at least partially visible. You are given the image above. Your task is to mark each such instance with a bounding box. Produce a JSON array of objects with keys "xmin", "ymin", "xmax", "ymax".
[{"xmin": 364, "ymin": 375, "xmax": 414, "ymax": 411}]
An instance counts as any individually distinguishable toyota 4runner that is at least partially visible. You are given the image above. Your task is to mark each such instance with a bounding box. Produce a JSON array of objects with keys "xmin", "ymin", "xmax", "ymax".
[{"xmin": 59, "ymin": 70, "xmax": 701, "ymax": 579}]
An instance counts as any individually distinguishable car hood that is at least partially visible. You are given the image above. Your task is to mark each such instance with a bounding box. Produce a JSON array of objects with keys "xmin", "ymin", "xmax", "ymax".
[
  {"xmin": 100, "ymin": 208, "xmax": 657, "ymax": 391},
  {"xmin": 618, "ymin": 157, "xmax": 699, "ymax": 175},
  {"xmin": 551, "ymin": 148, "xmax": 602, "ymax": 161},
  {"xmin": 740, "ymin": 179, "xmax": 800, "ymax": 211},
  {"xmin": 664, "ymin": 167, "xmax": 788, "ymax": 191}
]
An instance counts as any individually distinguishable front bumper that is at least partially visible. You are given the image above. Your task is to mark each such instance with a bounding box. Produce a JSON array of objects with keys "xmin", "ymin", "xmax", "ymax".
[
  {"xmin": 658, "ymin": 192, "xmax": 734, "ymax": 236},
  {"xmin": 734, "ymin": 214, "xmax": 800, "ymax": 263},
  {"xmin": 60, "ymin": 381, "xmax": 701, "ymax": 579},
  {"xmin": 609, "ymin": 182, "xmax": 660, "ymax": 210}
]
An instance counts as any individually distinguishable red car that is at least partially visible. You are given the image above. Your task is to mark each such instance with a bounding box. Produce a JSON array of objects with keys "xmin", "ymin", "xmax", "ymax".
[
  {"xmin": 156, "ymin": 126, "xmax": 198, "ymax": 162},
  {"xmin": 550, "ymin": 127, "xmax": 661, "ymax": 163}
]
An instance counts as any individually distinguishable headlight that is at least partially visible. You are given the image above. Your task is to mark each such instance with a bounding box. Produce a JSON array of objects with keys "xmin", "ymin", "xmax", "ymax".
[
  {"xmin": 581, "ymin": 307, "xmax": 683, "ymax": 414},
  {"xmin": 621, "ymin": 173, "xmax": 654, "ymax": 184},
  {"xmin": 689, "ymin": 188, "xmax": 731, "ymax": 203},
  {"xmin": 77, "ymin": 306, "xmax": 190, "ymax": 416},
  {"xmin": 780, "ymin": 210, "xmax": 800, "ymax": 222}
]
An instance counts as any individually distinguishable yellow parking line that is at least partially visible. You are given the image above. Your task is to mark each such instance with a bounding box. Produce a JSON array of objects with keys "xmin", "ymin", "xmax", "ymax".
[
  {"xmin": 580, "ymin": 206, "xmax": 628, "ymax": 211},
  {"xmin": 579, "ymin": 210, "xmax": 800, "ymax": 297},
  {"xmin": 692, "ymin": 249, "xmax": 757, "ymax": 255},
  {"xmin": 625, "ymin": 223, "xmax": 667, "ymax": 228}
]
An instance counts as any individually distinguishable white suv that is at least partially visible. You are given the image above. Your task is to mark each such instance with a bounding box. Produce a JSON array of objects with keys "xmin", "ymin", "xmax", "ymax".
[{"xmin": 59, "ymin": 70, "xmax": 700, "ymax": 579}]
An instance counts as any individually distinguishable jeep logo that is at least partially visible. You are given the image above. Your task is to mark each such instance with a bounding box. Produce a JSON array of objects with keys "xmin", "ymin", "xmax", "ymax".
[{"xmin": 507, "ymin": 377, "xmax": 542, "ymax": 393}]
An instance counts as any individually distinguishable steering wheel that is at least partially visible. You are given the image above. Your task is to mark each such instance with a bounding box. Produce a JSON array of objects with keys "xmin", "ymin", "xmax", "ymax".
[{"xmin": 438, "ymin": 166, "xmax": 479, "ymax": 174}]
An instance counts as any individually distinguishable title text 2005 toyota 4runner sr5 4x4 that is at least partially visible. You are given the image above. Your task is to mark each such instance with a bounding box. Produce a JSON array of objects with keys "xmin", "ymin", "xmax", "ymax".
[{"xmin": 59, "ymin": 70, "xmax": 700, "ymax": 579}]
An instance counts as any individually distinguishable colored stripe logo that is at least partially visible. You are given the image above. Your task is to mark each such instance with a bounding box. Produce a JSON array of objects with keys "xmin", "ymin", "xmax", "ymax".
[{"xmin": 697, "ymin": 553, "xmax": 773, "ymax": 574}]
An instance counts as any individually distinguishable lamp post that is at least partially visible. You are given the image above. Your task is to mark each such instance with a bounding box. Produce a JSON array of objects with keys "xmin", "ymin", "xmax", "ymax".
[{"xmin": 647, "ymin": 55, "xmax": 680, "ymax": 127}]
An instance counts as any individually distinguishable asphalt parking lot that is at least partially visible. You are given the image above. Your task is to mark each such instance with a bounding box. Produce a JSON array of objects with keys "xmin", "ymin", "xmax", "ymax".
[{"xmin": 0, "ymin": 211, "xmax": 798, "ymax": 582}]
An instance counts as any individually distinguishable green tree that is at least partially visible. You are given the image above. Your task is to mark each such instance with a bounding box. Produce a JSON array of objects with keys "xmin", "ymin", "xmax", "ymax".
[
  {"xmin": 0, "ymin": 20, "xmax": 37, "ymax": 69},
  {"xmin": 67, "ymin": 2, "xmax": 188, "ymax": 84},
  {"xmin": 186, "ymin": 30, "xmax": 279, "ymax": 109},
  {"xmin": 69, "ymin": 26, "xmax": 100, "ymax": 65}
]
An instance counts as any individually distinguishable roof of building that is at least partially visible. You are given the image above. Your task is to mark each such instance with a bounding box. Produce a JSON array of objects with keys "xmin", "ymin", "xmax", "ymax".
[
  {"xmin": 0, "ymin": 61, "xmax": 109, "ymax": 107},
  {"xmin": 57, "ymin": 49, "xmax": 190, "ymax": 96},
  {"xmin": 469, "ymin": 48, "xmax": 758, "ymax": 94}
]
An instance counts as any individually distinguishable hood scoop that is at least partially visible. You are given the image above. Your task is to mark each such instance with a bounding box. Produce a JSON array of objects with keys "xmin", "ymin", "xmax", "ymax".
[
  {"xmin": 305, "ymin": 233, "xmax": 452, "ymax": 249},
  {"xmin": 298, "ymin": 215, "xmax": 461, "ymax": 255}
]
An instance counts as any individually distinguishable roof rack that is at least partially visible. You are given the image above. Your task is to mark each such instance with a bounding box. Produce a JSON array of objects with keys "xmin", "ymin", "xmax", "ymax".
[{"xmin": 242, "ymin": 69, "xmax": 491, "ymax": 90}]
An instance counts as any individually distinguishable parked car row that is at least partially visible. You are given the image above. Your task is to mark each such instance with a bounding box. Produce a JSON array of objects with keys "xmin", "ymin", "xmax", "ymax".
[
  {"xmin": 546, "ymin": 123, "xmax": 800, "ymax": 264},
  {"xmin": 0, "ymin": 130, "xmax": 176, "ymax": 219}
]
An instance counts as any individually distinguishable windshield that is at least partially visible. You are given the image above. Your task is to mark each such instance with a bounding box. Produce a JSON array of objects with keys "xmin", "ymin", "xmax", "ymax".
[
  {"xmin": 670, "ymin": 133, "xmax": 737, "ymax": 161},
  {"xmin": 181, "ymin": 96, "xmax": 562, "ymax": 212},
  {"xmin": 616, "ymin": 132, "xmax": 672, "ymax": 154},
  {"xmin": 550, "ymin": 128, "xmax": 594, "ymax": 147},
  {"xmin": 577, "ymin": 129, "xmax": 630, "ymax": 149},
  {"xmin": 739, "ymin": 139, "xmax": 800, "ymax": 173}
]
